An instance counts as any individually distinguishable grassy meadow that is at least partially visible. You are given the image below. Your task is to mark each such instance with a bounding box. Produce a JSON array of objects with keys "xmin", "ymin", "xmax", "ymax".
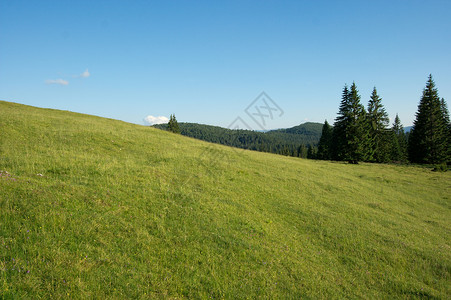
[{"xmin": 1, "ymin": 100, "xmax": 450, "ymax": 298}]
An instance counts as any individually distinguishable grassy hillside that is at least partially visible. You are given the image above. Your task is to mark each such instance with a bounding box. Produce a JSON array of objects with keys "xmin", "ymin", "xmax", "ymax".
[{"xmin": 1, "ymin": 100, "xmax": 450, "ymax": 298}]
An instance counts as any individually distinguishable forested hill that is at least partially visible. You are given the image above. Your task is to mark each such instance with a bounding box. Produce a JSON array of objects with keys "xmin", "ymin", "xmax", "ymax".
[
  {"xmin": 265, "ymin": 122, "xmax": 323, "ymax": 141},
  {"xmin": 153, "ymin": 122, "xmax": 323, "ymax": 157}
]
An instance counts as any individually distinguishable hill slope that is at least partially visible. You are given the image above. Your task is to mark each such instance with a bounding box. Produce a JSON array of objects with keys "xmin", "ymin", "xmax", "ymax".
[{"xmin": 1, "ymin": 101, "xmax": 450, "ymax": 298}]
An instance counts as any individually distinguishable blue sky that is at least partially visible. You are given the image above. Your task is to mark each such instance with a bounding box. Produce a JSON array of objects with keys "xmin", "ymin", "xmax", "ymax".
[{"xmin": 1, "ymin": 0, "xmax": 450, "ymax": 129}]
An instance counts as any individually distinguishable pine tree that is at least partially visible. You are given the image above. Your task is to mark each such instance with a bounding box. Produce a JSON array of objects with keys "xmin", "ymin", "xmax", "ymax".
[
  {"xmin": 390, "ymin": 114, "xmax": 408, "ymax": 162},
  {"xmin": 317, "ymin": 120, "xmax": 333, "ymax": 160},
  {"xmin": 168, "ymin": 114, "xmax": 180, "ymax": 134},
  {"xmin": 332, "ymin": 83, "xmax": 372, "ymax": 163},
  {"xmin": 408, "ymin": 75, "xmax": 449, "ymax": 164},
  {"xmin": 367, "ymin": 87, "xmax": 390, "ymax": 162}
]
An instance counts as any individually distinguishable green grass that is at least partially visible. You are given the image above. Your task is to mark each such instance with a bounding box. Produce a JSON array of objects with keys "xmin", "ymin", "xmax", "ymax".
[{"xmin": 1, "ymin": 100, "xmax": 450, "ymax": 298}]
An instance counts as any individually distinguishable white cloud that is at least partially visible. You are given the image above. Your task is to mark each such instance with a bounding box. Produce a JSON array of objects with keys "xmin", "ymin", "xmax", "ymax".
[
  {"xmin": 45, "ymin": 79, "xmax": 69, "ymax": 85},
  {"xmin": 144, "ymin": 115, "xmax": 169, "ymax": 125},
  {"xmin": 79, "ymin": 69, "xmax": 90, "ymax": 78},
  {"xmin": 46, "ymin": 69, "xmax": 89, "ymax": 85}
]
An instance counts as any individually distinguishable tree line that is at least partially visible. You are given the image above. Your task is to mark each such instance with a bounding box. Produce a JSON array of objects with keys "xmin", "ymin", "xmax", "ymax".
[
  {"xmin": 317, "ymin": 75, "xmax": 450, "ymax": 166},
  {"xmin": 159, "ymin": 75, "xmax": 449, "ymax": 166},
  {"xmin": 155, "ymin": 121, "xmax": 322, "ymax": 158}
]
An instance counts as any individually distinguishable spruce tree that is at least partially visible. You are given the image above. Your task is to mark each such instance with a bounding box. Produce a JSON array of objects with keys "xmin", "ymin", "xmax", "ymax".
[
  {"xmin": 367, "ymin": 87, "xmax": 390, "ymax": 162},
  {"xmin": 307, "ymin": 145, "xmax": 317, "ymax": 159},
  {"xmin": 317, "ymin": 120, "xmax": 333, "ymax": 160},
  {"xmin": 408, "ymin": 75, "xmax": 449, "ymax": 164},
  {"xmin": 391, "ymin": 114, "xmax": 408, "ymax": 162},
  {"xmin": 333, "ymin": 83, "xmax": 372, "ymax": 163},
  {"xmin": 168, "ymin": 114, "xmax": 180, "ymax": 134},
  {"xmin": 298, "ymin": 145, "xmax": 308, "ymax": 158},
  {"xmin": 348, "ymin": 83, "xmax": 373, "ymax": 163},
  {"xmin": 440, "ymin": 98, "xmax": 451, "ymax": 163},
  {"xmin": 441, "ymin": 98, "xmax": 450, "ymax": 125},
  {"xmin": 331, "ymin": 85, "xmax": 350, "ymax": 160}
]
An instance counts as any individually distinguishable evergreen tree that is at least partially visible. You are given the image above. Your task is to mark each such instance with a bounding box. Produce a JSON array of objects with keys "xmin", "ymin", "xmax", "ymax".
[
  {"xmin": 307, "ymin": 145, "xmax": 317, "ymax": 159},
  {"xmin": 168, "ymin": 114, "xmax": 180, "ymax": 134},
  {"xmin": 280, "ymin": 145, "xmax": 291, "ymax": 156},
  {"xmin": 298, "ymin": 144, "xmax": 308, "ymax": 158},
  {"xmin": 441, "ymin": 98, "xmax": 450, "ymax": 125},
  {"xmin": 317, "ymin": 120, "xmax": 333, "ymax": 160},
  {"xmin": 367, "ymin": 87, "xmax": 390, "ymax": 162},
  {"xmin": 440, "ymin": 98, "xmax": 451, "ymax": 162},
  {"xmin": 333, "ymin": 83, "xmax": 372, "ymax": 163},
  {"xmin": 390, "ymin": 114, "xmax": 408, "ymax": 162},
  {"xmin": 331, "ymin": 85, "xmax": 350, "ymax": 160},
  {"xmin": 408, "ymin": 75, "xmax": 449, "ymax": 164}
]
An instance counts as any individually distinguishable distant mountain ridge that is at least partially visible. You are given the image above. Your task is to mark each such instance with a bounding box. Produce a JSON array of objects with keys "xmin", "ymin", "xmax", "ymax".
[{"xmin": 153, "ymin": 122, "xmax": 323, "ymax": 157}]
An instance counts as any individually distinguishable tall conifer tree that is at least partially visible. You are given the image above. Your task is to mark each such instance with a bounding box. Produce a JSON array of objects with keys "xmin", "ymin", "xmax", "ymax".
[
  {"xmin": 317, "ymin": 120, "xmax": 333, "ymax": 160},
  {"xmin": 440, "ymin": 98, "xmax": 451, "ymax": 162},
  {"xmin": 332, "ymin": 85, "xmax": 350, "ymax": 160},
  {"xmin": 408, "ymin": 75, "xmax": 449, "ymax": 164},
  {"xmin": 168, "ymin": 114, "xmax": 180, "ymax": 134},
  {"xmin": 332, "ymin": 83, "xmax": 371, "ymax": 163},
  {"xmin": 391, "ymin": 114, "xmax": 408, "ymax": 162},
  {"xmin": 367, "ymin": 87, "xmax": 390, "ymax": 162},
  {"xmin": 346, "ymin": 83, "xmax": 372, "ymax": 163}
]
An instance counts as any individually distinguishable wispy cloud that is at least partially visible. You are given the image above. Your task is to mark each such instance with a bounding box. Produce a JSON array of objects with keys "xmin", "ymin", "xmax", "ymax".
[
  {"xmin": 45, "ymin": 79, "xmax": 69, "ymax": 85},
  {"xmin": 79, "ymin": 69, "xmax": 90, "ymax": 78},
  {"xmin": 144, "ymin": 115, "xmax": 169, "ymax": 125},
  {"xmin": 45, "ymin": 69, "xmax": 89, "ymax": 86}
]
